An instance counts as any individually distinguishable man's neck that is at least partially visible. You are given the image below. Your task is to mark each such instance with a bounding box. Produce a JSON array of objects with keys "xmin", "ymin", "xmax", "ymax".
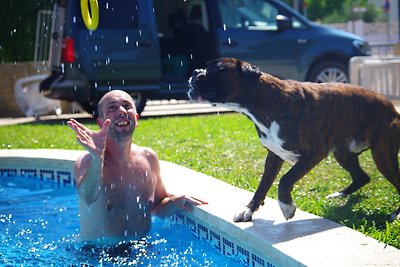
[{"xmin": 104, "ymin": 138, "xmax": 132, "ymax": 164}]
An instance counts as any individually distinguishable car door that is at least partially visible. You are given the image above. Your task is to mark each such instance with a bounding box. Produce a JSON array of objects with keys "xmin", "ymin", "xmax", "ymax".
[
  {"xmin": 211, "ymin": 0, "xmax": 312, "ymax": 80},
  {"xmin": 76, "ymin": 0, "xmax": 161, "ymax": 91}
]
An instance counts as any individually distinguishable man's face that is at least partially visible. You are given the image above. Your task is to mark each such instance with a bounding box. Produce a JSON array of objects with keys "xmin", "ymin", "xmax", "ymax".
[{"xmin": 97, "ymin": 91, "xmax": 139, "ymax": 141}]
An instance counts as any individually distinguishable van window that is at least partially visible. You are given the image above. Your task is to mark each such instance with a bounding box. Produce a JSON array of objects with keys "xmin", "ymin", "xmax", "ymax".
[
  {"xmin": 96, "ymin": 0, "xmax": 139, "ymax": 29},
  {"xmin": 217, "ymin": 0, "xmax": 305, "ymax": 30}
]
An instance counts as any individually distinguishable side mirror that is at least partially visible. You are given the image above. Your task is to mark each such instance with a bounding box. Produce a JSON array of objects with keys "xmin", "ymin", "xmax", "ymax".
[{"xmin": 276, "ymin": 15, "xmax": 291, "ymax": 32}]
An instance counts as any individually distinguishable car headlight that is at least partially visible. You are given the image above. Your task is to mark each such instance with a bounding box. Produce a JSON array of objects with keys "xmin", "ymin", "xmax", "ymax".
[{"xmin": 353, "ymin": 39, "xmax": 371, "ymax": 55}]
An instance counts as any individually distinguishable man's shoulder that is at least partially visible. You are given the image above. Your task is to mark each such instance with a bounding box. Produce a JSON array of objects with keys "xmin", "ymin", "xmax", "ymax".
[{"xmin": 131, "ymin": 144, "xmax": 158, "ymax": 161}]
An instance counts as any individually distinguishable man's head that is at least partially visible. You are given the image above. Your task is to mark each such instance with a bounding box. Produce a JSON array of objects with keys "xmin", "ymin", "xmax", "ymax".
[{"xmin": 97, "ymin": 90, "xmax": 139, "ymax": 141}]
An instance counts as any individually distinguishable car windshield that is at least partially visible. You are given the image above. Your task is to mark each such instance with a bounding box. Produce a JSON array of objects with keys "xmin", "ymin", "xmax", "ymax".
[{"xmin": 217, "ymin": 0, "xmax": 305, "ymax": 30}]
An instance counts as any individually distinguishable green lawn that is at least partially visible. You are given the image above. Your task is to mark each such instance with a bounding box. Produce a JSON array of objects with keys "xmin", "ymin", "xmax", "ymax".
[{"xmin": 1, "ymin": 113, "xmax": 399, "ymax": 248}]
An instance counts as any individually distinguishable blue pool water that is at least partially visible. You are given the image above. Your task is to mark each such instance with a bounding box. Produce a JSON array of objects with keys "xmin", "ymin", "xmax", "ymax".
[{"xmin": 0, "ymin": 176, "xmax": 243, "ymax": 266}]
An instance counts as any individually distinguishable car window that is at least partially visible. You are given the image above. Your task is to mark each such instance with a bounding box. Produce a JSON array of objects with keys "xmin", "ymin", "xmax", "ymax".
[
  {"xmin": 81, "ymin": 0, "xmax": 139, "ymax": 29},
  {"xmin": 217, "ymin": 0, "xmax": 305, "ymax": 30}
]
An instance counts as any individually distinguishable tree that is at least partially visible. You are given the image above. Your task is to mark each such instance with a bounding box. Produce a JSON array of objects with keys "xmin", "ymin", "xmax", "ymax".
[
  {"xmin": 0, "ymin": 0, "xmax": 53, "ymax": 63},
  {"xmin": 282, "ymin": 0, "xmax": 371, "ymax": 22}
]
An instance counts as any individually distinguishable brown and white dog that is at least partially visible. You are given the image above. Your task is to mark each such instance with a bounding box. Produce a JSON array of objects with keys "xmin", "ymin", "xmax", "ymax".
[{"xmin": 188, "ymin": 58, "xmax": 400, "ymax": 222}]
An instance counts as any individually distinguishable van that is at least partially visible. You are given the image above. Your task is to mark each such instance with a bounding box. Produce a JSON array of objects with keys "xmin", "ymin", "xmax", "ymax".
[{"xmin": 40, "ymin": 0, "xmax": 371, "ymax": 115}]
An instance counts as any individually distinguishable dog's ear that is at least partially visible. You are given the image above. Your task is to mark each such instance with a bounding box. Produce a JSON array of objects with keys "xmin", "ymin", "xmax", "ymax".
[{"xmin": 237, "ymin": 60, "xmax": 262, "ymax": 81}]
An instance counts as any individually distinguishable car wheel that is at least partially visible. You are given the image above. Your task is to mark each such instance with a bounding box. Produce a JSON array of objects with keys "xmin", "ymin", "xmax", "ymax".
[
  {"xmin": 307, "ymin": 61, "xmax": 349, "ymax": 83},
  {"xmin": 129, "ymin": 92, "xmax": 147, "ymax": 115}
]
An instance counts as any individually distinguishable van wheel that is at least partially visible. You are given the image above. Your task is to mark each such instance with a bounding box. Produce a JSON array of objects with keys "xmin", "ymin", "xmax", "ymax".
[
  {"xmin": 79, "ymin": 101, "xmax": 96, "ymax": 116},
  {"xmin": 307, "ymin": 61, "xmax": 349, "ymax": 83},
  {"xmin": 130, "ymin": 92, "xmax": 147, "ymax": 115}
]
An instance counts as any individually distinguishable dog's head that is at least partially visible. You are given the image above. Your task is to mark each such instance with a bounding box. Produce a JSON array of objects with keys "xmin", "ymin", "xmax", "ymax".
[{"xmin": 188, "ymin": 58, "xmax": 262, "ymax": 105}]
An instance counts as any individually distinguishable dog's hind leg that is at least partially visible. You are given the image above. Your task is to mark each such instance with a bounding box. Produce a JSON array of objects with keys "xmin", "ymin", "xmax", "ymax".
[
  {"xmin": 233, "ymin": 151, "xmax": 283, "ymax": 222},
  {"xmin": 370, "ymin": 134, "xmax": 400, "ymax": 220},
  {"xmin": 328, "ymin": 147, "xmax": 371, "ymax": 198}
]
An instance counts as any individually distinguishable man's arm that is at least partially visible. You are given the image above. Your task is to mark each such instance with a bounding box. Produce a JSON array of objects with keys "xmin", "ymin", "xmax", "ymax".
[
  {"xmin": 74, "ymin": 153, "xmax": 103, "ymax": 205},
  {"xmin": 68, "ymin": 118, "xmax": 110, "ymax": 205},
  {"xmin": 146, "ymin": 148, "xmax": 206, "ymax": 217}
]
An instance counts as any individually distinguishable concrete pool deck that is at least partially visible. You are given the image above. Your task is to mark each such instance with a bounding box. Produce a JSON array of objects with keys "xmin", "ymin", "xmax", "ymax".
[{"xmin": 0, "ymin": 149, "xmax": 399, "ymax": 266}]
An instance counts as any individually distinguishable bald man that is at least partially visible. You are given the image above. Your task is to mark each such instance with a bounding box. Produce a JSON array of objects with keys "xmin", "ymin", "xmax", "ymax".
[{"xmin": 68, "ymin": 90, "xmax": 204, "ymax": 242}]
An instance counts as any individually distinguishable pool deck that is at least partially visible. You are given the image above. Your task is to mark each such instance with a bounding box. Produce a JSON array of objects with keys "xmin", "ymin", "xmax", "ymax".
[{"xmin": 1, "ymin": 149, "xmax": 399, "ymax": 266}]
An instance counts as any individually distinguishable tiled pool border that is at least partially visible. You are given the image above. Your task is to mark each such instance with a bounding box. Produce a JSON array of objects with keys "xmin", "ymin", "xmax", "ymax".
[{"xmin": 1, "ymin": 149, "xmax": 399, "ymax": 267}]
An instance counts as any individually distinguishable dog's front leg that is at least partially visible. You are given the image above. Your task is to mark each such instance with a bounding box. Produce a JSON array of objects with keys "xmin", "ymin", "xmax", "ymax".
[
  {"xmin": 233, "ymin": 151, "xmax": 283, "ymax": 222},
  {"xmin": 278, "ymin": 154, "xmax": 326, "ymax": 220}
]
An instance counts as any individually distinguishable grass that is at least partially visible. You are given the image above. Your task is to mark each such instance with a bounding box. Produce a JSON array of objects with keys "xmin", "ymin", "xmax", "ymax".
[{"xmin": 1, "ymin": 113, "xmax": 399, "ymax": 249}]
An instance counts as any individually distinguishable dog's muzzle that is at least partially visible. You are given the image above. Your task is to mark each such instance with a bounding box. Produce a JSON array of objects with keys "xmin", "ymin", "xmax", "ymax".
[{"xmin": 188, "ymin": 69, "xmax": 206, "ymax": 102}]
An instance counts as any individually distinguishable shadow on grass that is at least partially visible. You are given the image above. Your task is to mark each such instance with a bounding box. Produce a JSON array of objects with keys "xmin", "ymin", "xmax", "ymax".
[{"xmin": 323, "ymin": 194, "xmax": 392, "ymax": 230}]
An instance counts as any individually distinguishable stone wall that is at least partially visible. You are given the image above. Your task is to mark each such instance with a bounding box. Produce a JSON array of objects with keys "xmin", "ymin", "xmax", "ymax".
[{"xmin": 328, "ymin": 21, "xmax": 399, "ymax": 43}]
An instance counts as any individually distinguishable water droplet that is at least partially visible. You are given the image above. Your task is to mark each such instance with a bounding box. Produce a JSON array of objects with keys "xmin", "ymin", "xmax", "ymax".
[
  {"xmin": 124, "ymin": 230, "xmax": 128, "ymax": 237},
  {"xmin": 228, "ymin": 38, "xmax": 232, "ymax": 45},
  {"xmin": 94, "ymin": 45, "xmax": 98, "ymax": 51},
  {"xmin": 126, "ymin": 214, "xmax": 129, "ymax": 221},
  {"xmin": 125, "ymin": 36, "xmax": 129, "ymax": 43},
  {"xmin": 223, "ymin": 24, "xmax": 227, "ymax": 31}
]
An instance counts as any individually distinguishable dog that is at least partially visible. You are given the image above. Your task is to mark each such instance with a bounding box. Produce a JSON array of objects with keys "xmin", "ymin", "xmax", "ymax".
[{"xmin": 188, "ymin": 58, "xmax": 400, "ymax": 222}]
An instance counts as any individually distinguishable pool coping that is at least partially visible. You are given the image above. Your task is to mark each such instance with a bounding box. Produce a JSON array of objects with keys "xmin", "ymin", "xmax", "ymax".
[{"xmin": 1, "ymin": 149, "xmax": 399, "ymax": 267}]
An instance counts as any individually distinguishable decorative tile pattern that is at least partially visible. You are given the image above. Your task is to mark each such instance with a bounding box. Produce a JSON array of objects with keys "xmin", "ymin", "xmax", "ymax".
[
  {"xmin": 173, "ymin": 213, "xmax": 276, "ymax": 267},
  {"xmin": 0, "ymin": 167, "xmax": 74, "ymax": 186}
]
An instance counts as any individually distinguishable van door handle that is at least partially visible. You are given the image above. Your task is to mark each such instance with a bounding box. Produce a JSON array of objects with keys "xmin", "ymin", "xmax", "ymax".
[{"xmin": 222, "ymin": 39, "xmax": 238, "ymax": 47}]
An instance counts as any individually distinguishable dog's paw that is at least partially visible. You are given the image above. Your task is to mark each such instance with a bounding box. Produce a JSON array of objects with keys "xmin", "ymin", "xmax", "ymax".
[
  {"xmin": 278, "ymin": 200, "xmax": 296, "ymax": 220},
  {"xmin": 233, "ymin": 208, "xmax": 254, "ymax": 222},
  {"xmin": 326, "ymin": 191, "xmax": 345, "ymax": 199}
]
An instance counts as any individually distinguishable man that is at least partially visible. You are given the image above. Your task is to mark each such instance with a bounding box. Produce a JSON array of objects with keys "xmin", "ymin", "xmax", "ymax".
[{"xmin": 67, "ymin": 90, "xmax": 204, "ymax": 242}]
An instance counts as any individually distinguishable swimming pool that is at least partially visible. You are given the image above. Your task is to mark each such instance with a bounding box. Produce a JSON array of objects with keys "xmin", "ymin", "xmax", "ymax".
[
  {"xmin": 2, "ymin": 149, "xmax": 399, "ymax": 267},
  {"xmin": 0, "ymin": 175, "xmax": 243, "ymax": 266}
]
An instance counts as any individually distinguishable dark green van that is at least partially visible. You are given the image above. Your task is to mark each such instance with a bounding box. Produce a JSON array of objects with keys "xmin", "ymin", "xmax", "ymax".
[{"xmin": 40, "ymin": 0, "xmax": 370, "ymax": 114}]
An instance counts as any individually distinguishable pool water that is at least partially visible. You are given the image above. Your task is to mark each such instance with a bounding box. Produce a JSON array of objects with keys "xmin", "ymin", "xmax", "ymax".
[{"xmin": 0, "ymin": 176, "xmax": 243, "ymax": 266}]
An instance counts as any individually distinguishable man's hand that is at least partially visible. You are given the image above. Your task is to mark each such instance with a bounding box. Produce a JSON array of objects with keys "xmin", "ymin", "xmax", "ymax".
[
  {"xmin": 67, "ymin": 118, "xmax": 111, "ymax": 157},
  {"xmin": 169, "ymin": 195, "xmax": 208, "ymax": 212}
]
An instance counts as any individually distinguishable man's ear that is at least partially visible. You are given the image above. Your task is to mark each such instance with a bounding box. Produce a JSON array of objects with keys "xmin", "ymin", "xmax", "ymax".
[{"xmin": 135, "ymin": 113, "xmax": 140, "ymax": 127}]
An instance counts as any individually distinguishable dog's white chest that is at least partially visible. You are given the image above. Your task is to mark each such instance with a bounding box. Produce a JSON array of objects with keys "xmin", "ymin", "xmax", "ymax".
[
  {"xmin": 219, "ymin": 103, "xmax": 300, "ymax": 165},
  {"xmin": 257, "ymin": 121, "xmax": 299, "ymax": 164}
]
